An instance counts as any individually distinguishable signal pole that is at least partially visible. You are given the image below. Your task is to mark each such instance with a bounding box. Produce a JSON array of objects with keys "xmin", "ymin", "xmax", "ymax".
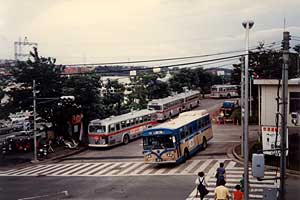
[{"xmin": 280, "ymin": 31, "xmax": 290, "ymax": 200}]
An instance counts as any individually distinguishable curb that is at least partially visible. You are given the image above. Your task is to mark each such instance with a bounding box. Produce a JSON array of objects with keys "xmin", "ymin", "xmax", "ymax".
[
  {"xmin": 50, "ymin": 146, "xmax": 88, "ymax": 162},
  {"xmin": 231, "ymin": 143, "xmax": 300, "ymax": 177}
]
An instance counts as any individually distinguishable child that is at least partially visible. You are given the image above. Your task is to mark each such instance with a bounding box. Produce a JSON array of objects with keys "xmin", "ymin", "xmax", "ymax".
[{"xmin": 232, "ymin": 184, "xmax": 243, "ymax": 200}]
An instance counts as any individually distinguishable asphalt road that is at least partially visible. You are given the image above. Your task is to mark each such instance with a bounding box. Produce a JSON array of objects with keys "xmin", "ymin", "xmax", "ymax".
[
  {"xmin": 61, "ymin": 98, "xmax": 226, "ymax": 163},
  {"xmin": 0, "ymin": 176, "xmax": 195, "ymax": 200},
  {"xmin": 3, "ymin": 98, "xmax": 295, "ymax": 200}
]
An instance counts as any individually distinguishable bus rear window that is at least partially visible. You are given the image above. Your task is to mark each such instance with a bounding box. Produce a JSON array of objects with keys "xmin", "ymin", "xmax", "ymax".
[{"xmin": 89, "ymin": 125, "xmax": 106, "ymax": 133}]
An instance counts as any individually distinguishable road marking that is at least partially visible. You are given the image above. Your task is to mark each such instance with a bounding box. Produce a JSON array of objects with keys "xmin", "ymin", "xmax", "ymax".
[
  {"xmin": 117, "ymin": 162, "xmax": 143, "ymax": 175},
  {"xmin": 73, "ymin": 163, "xmax": 100, "ymax": 175},
  {"xmin": 181, "ymin": 160, "xmax": 202, "ymax": 174},
  {"xmin": 226, "ymin": 160, "xmax": 236, "ymax": 169},
  {"xmin": 126, "ymin": 163, "xmax": 150, "ymax": 175},
  {"xmin": 94, "ymin": 163, "xmax": 121, "ymax": 175},
  {"xmin": 62, "ymin": 163, "xmax": 93, "ymax": 175},
  {"xmin": 17, "ymin": 190, "xmax": 69, "ymax": 200},
  {"xmin": 193, "ymin": 159, "xmax": 213, "ymax": 174},
  {"xmin": 85, "ymin": 163, "xmax": 111, "ymax": 175}
]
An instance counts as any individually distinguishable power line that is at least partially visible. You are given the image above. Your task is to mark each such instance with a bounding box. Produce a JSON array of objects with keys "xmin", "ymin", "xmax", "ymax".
[{"xmin": 63, "ymin": 42, "xmax": 280, "ymax": 66}]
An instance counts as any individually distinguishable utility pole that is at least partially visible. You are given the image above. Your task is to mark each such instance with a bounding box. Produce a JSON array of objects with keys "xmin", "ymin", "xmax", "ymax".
[
  {"xmin": 33, "ymin": 80, "xmax": 37, "ymax": 162},
  {"xmin": 242, "ymin": 20, "xmax": 254, "ymax": 200},
  {"xmin": 14, "ymin": 37, "xmax": 38, "ymax": 61},
  {"xmin": 240, "ymin": 56, "xmax": 245, "ymax": 157},
  {"xmin": 280, "ymin": 31, "xmax": 290, "ymax": 200}
]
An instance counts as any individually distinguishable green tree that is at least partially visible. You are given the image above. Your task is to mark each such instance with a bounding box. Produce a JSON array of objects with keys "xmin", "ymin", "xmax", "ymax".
[
  {"xmin": 4, "ymin": 47, "xmax": 65, "ymax": 122},
  {"xmin": 62, "ymin": 75, "xmax": 104, "ymax": 134},
  {"xmin": 102, "ymin": 79, "xmax": 125, "ymax": 115}
]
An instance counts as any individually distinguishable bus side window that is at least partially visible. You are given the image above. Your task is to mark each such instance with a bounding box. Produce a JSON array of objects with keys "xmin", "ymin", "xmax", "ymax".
[
  {"xmin": 126, "ymin": 120, "xmax": 130, "ymax": 127},
  {"xmin": 130, "ymin": 119, "xmax": 134, "ymax": 126},
  {"xmin": 188, "ymin": 127, "xmax": 193, "ymax": 135},
  {"xmin": 179, "ymin": 128, "xmax": 185, "ymax": 139},
  {"xmin": 198, "ymin": 119, "xmax": 202, "ymax": 129},
  {"xmin": 116, "ymin": 123, "xmax": 120, "ymax": 131},
  {"xmin": 139, "ymin": 117, "xmax": 143, "ymax": 123},
  {"xmin": 109, "ymin": 124, "xmax": 115, "ymax": 132},
  {"xmin": 143, "ymin": 116, "xmax": 147, "ymax": 122},
  {"xmin": 121, "ymin": 121, "xmax": 126, "ymax": 128}
]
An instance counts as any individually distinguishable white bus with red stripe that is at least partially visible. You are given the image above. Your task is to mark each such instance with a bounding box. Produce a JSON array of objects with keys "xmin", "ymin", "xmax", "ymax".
[
  {"xmin": 210, "ymin": 85, "xmax": 240, "ymax": 98},
  {"xmin": 179, "ymin": 90, "xmax": 201, "ymax": 111},
  {"xmin": 147, "ymin": 90, "xmax": 200, "ymax": 121},
  {"xmin": 88, "ymin": 109, "xmax": 157, "ymax": 147}
]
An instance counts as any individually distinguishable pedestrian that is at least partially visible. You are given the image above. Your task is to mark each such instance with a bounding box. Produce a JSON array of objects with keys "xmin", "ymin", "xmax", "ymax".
[
  {"xmin": 195, "ymin": 171, "xmax": 209, "ymax": 200},
  {"xmin": 232, "ymin": 184, "xmax": 243, "ymax": 200},
  {"xmin": 215, "ymin": 162, "xmax": 226, "ymax": 186},
  {"xmin": 214, "ymin": 179, "xmax": 230, "ymax": 200},
  {"xmin": 240, "ymin": 174, "xmax": 244, "ymax": 193}
]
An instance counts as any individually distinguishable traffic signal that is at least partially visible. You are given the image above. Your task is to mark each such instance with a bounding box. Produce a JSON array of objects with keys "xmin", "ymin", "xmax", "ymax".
[{"xmin": 281, "ymin": 31, "xmax": 291, "ymax": 50}]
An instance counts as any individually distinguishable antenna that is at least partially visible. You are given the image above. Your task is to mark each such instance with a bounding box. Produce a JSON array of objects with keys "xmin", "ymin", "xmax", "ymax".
[{"xmin": 283, "ymin": 17, "xmax": 286, "ymax": 31}]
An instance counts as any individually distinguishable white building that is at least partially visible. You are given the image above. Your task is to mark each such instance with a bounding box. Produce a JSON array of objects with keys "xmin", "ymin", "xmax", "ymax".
[{"xmin": 254, "ymin": 78, "xmax": 300, "ymax": 132}]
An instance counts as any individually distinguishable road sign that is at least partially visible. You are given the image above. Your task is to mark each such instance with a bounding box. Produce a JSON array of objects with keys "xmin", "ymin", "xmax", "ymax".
[{"xmin": 261, "ymin": 126, "xmax": 288, "ymax": 156}]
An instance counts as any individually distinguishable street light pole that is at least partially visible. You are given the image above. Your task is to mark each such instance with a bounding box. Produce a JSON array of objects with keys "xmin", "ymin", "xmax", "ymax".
[
  {"xmin": 33, "ymin": 80, "xmax": 37, "ymax": 162},
  {"xmin": 242, "ymin": 20, "xmax": 254, "ymax": 200},
  {"xmin": 241, "ymin": 57, "xmax": 245, "ymax": 157}
]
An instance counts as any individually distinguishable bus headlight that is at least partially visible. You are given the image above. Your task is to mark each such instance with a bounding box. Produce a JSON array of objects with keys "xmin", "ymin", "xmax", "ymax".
[{"xmin": 167, "ymin": 152, "xmax": 173, "ymax": 157}]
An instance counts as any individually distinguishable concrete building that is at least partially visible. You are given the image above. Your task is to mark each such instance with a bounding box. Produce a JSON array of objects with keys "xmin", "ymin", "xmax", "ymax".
[{"xmin": 254, "ymin": 78, "xmax": 300, "ymax": 131}]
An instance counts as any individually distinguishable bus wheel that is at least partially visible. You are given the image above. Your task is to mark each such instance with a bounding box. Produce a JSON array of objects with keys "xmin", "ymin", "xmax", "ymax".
[
  {"xmin": 123, "ymin": 134, "xmax": 130, "ymax": 145},
  {"xmin": 183, "ymin": 149, "xmax": 189, "ymax": 162},
  {"xmin": 202, "ymin": 137, "xmax": 207, "ymax": 150}
]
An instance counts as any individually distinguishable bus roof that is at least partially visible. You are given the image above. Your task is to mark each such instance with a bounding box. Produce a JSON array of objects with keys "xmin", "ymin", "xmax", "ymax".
[
  {"xmin": 89, "ymin": 109, "xmax": 156, "ymax": 125},
  {"xmin": 150, "ymin": 110, "xmax": 209, "ymax": 130},
  {"xmin": 177, "ymin": 90, "xmax": 200, "ymax": 99},
  {"xmin": 148, "ymin": 90, "xmax": 199, "ymax": 105},
  {"xmin": 148, "ymin": 95, "xmax": 183, "ymax": 105},
  {"xmin": 212, "ymin": 84, "xmax": 239, "ymax": 88}
]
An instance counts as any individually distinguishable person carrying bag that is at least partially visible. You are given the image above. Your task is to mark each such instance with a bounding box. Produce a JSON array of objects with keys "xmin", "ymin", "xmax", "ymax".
[{"xmin": 195, "ymin": 172, "xmax": 209, "ymax": 200}]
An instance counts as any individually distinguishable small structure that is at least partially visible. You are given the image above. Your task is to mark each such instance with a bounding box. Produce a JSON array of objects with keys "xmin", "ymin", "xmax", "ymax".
[{"xmin": 254, "ymin": 78, "xmax": 300, "ymax": 129}]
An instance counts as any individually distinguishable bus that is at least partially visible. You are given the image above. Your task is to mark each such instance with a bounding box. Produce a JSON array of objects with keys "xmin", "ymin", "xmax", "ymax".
[
  {"xmin": 147, "ymin": 95, "xmax": 184, "ymax": 121},
  {"xmin": 179, "ymin": 90, "xmax": 201, "ymax": 111},
  {"xmin": 210, "ymin": 85, "xmax": 240, "ymax": 98},
  {"xmin": 142, "ymin": 110, "xmax": 213, "ymax": 164},
  {"xmin": 88, "ymin": 109, "xmax": 157, "ymax": 147},
  {"xmin": 147, "ymin": 90, "xmax": 201, "ymax": 121}
]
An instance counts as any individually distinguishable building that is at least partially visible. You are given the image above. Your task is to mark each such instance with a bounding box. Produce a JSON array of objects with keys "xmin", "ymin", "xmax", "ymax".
[{"xmin": 254, "ymin": 78, "xmax": 300, "ymax": 132}]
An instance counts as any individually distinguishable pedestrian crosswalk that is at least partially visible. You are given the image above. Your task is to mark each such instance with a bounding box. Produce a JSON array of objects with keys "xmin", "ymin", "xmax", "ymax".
[
  {"xmin": 0, "ymin": 159, "xmax": 236, "ymax": 177},
  {"xmin": 186, "ymin": 166, "xmax": 279, "ymax": 200}
]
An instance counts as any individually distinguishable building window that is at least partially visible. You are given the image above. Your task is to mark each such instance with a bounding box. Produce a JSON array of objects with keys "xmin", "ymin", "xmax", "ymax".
[{"xmin": 290, "ymin": 92, "xmax": 300, "ymax": 113}]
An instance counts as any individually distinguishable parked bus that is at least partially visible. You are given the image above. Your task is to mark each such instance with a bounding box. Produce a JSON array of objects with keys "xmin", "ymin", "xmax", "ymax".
[
  {"xmin": 142, "ymin": 110, "xmax": 213, "ymax": 164},
  {"xmin": 210, "ymin": 85, "xmax": 240, "ymax": 98},
  {"xmin": 147, "ymin": 90, "xmax": 201, "ymax": 121},
  {"xmin": 88, "ymin": 109, "xmax": 157, "ymax": 147}
]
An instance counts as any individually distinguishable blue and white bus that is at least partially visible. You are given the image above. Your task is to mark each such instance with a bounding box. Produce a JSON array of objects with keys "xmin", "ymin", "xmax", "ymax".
[{"xmin": 142, "ymin": 110, "xmax": 213, "ymax": 164}]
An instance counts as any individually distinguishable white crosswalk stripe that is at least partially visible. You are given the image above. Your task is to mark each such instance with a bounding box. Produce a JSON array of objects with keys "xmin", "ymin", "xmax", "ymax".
[
  {"xmin": 186, "ymin": 165, "xmax": 279, "ymax": 200},
  {"xmin": 0, "ymin": 159, "xmax": 233, "ymax": 177}
]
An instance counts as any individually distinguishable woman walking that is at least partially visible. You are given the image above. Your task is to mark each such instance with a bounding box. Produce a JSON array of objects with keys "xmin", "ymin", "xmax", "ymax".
[
  {"xmin": 215, "ymin": 162, "xmax": 226, "ymax": 186},
  {"xmin": 195, "ymin": 171, "xmax": 209, "ymax": 200}
]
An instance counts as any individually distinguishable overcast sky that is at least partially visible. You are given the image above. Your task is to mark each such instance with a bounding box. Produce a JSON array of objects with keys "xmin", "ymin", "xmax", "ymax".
[{"xmin": 1, "ymin": 0, "xmax": 300, "ymax": 66}]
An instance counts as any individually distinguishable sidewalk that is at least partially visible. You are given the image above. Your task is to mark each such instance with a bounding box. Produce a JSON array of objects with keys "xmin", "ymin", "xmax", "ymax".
[{"xmin": 0, "ymin": 145, "xmax": 87, "ymax": 170}]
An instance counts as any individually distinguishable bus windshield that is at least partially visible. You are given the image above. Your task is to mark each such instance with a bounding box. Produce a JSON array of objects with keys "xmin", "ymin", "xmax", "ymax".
[
  {"xmin": 143, "ymin": 136, "xmax": 174, "ymax": 150},
  {"xmin": 148, "ymin": 105, "xmax": 162, "ymax": 111},
  {"xmin": 89, "ymin": 125, "xmax": 106, "ymax": 134}
]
